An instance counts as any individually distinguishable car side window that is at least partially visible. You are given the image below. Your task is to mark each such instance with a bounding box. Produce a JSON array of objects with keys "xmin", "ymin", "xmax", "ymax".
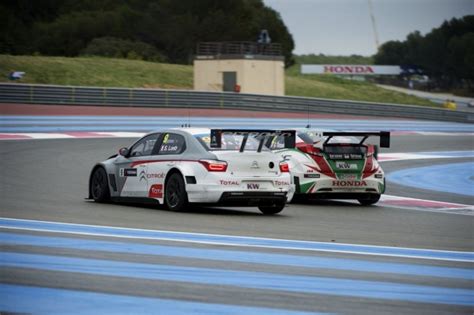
[
  {"xmin": 129, "ymin": 134, "xmax": 160, "ymax": 157},
  {"xmin": 158, "ymin": 133, "xmax": 186, "ymax": 155}
]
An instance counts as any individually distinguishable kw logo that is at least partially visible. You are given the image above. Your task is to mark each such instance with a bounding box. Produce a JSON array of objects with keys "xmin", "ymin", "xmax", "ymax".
[{"xmin": 247, "ymin": 183, "xmax": 260, "ymax": 189}]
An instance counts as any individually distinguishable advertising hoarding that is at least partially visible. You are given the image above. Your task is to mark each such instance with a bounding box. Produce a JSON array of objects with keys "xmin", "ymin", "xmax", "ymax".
[{"xmin": 301, "ymin": 65, "xmax": 401, "ymax": 76}]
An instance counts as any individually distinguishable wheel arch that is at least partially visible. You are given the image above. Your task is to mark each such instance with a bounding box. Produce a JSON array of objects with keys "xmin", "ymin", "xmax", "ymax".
[
  {"xmin": 167, "ymin": 162, "xmax": 202, "ymax": 186},
  {"xmin": 163, "ymin": 167, "xmax": 188, "ymax": 211},
  {"xmin": 164, "ymin": 167, "xmax": 185, "ymax": 189},
  {"xmin": 88, "ymin": 163, "xmax": 108, "ymax": 199}
]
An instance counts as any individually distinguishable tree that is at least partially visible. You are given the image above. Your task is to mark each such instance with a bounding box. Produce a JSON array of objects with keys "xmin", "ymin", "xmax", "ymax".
[
  {"xmin": 374, "ymin": 40, "xmax": 406, "ymax": 64},
  {"xmin": 374, "ymin": 15, "xmax": 474, "ymax": 91},
  {"xmin": 81, "ymin": 37, "xmax": 166, "ymax": 61},
  {"xmin": 448, "ymin": 33, "xmax": 474, "ymax": 87},
  {"xmin": 1, "ymin": 0, "xmax": 295, "ymax": 66}
]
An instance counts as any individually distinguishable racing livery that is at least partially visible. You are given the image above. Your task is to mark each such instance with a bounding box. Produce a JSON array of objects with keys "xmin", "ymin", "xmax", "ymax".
[
  {"xmin": 89, "ymin": 128, "xmax": 295, "ymax": 214},
  {"xmin": 268, "ymin": 129, "xmax": 390, "ymax": 205}
]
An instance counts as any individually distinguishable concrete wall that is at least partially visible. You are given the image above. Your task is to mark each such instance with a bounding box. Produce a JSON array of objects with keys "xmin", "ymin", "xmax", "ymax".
[{"xmin": 194, "ymin": 59, "xmax": 285, "ymax": 96}]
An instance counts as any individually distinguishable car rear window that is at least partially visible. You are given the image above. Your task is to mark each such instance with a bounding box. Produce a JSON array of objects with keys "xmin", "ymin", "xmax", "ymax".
[
  {"xmin": 324, "ymin": 145, "xmax": 367, "ymax": 155},
  {"xmin": 194, "ymin": 133, "xmax": 269, "ymax": 151}
]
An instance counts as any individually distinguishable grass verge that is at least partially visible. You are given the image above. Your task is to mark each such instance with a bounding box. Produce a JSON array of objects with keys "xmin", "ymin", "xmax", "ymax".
[{"xmin": 0, "ymin": 55, "xmax": 435, "ymax": 106}]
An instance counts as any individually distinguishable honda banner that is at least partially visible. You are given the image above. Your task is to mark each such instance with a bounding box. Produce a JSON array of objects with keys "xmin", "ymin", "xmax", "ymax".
[{"xmin": 301, "ymin": 65, "xmax": 401, "ymax": 76}]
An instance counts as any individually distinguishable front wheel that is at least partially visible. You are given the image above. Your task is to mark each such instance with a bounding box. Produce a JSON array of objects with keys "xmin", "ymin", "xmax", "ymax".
[
  {"xmin": 165, "ymin": 173, "xmax": 188, "ymax": 211},
  {"xmin": 90, "ymin": 167, "xmax": 110, "ymax": 202},
  {"xmin": 358, "ymin": 194, "xmax": 381, "ymax": 206},
  {"xmin": 258, "ymin": 202, "xmax": 285, "ymax": 215}
]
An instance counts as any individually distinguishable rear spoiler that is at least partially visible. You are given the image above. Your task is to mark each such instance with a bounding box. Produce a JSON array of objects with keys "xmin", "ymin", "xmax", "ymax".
[
  {"xmin": 210, "ymin": 129, "xmax": 296, "ymax": 152},
  {"xmin": 322, "ymin": 131, "xmax": 390, "ymax": 148}
]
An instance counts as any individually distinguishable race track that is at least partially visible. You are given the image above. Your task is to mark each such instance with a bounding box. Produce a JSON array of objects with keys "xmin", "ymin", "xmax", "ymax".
[{"xmin": 1, "ymin": 129, "xmax": 473, "ymax": 314}]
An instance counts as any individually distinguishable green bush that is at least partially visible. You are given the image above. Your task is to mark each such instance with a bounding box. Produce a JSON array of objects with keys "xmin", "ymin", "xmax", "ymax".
[{"xmin": 81, "ymin": 37, "xmax": 166, "ymax": 62}]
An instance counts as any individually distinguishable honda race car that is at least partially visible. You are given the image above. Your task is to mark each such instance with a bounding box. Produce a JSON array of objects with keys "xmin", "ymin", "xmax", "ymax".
[
  {"xmin": 89, "ymin": 128, "xmax": 295, "ymax": 214},
  {"xmin": 267, "ymin": 129, "xmax": 390, "ymax": 205}
]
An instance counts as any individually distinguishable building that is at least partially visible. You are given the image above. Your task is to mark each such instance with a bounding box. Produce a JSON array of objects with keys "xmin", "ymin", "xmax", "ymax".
[{"xmin": 194, "ymin": 42, "xmax": 285, "ymax": 96}]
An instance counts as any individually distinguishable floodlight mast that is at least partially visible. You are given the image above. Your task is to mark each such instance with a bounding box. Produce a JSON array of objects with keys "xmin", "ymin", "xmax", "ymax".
[{"xmin": 368, "ymin": 0, "xmax": 380, "ymax": 50}]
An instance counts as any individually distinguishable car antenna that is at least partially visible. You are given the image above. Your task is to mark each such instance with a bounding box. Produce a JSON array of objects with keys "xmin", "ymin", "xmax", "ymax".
[
  {"xmin": 187, "ymin": 107, "xmax": 191, "ymax": 127},
  {"xmin": 180, "ymin": 107, "xmax": 191, "ymax": 128},
  {"xmin": 306, "ymin": 103, "xmax": 311, "ymax": 129}
]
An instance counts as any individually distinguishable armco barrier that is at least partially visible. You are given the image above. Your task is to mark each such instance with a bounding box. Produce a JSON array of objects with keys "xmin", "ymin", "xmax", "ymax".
[{"xmin": 0, "ymin": 83, "xmax": 472, "ymax": 123}]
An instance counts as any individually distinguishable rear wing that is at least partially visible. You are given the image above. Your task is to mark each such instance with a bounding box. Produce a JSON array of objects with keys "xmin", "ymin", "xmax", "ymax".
[
  {"xmin": 210, "ymin": 129, "xmax": 296, "ymax": 152},
  {"xmin": 322, "ymin": 131, "xmax": 390, "ymax": 148}
]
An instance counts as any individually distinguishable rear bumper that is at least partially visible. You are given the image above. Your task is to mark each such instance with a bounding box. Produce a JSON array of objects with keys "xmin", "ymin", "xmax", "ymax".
[
  {"xmin": 305, "ymin": 192, "xmax": 380, "ymax": 200},
  {"xmin": 218, "ymin": 192, "xmax": 287, "ymax": 206},
  {"xmin": 294, "ymin": 174, "xmax": 384, "ymax": 195},
  {"xmin": 186, "ymin": 182, "xmax": 294, "ymax": 203}
]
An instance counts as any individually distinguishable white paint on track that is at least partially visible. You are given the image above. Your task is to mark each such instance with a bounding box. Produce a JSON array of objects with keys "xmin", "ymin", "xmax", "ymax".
[
  {"xmin": 1, "ymin": 217, "xmax": 473, "ymax": 262},
  {"xmin": 379, "ymin": 195, "xmax": 474, "ymax": 215}
]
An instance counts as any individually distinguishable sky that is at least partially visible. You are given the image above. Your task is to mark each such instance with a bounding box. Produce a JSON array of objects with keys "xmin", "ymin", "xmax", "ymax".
[{"xmin": 263, "ymin": 0, "xmax": 474, "ymax": 56}]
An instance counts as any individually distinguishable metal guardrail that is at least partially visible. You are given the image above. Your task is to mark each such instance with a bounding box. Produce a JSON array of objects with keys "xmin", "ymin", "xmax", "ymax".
[{"xmin": 0, "ymin": 83, "xmax": 472, "ymax": 123}]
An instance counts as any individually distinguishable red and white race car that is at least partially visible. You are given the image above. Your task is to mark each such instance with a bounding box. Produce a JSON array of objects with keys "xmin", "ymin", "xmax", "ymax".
[{"xmin": 267, "ymin": 129, "xmax": 390, "ymax": 205}]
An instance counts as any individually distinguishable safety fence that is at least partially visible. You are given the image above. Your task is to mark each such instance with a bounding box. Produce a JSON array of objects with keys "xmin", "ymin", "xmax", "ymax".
[{"xmin": 0, "ymin": 83, "xmax": 471, "ymax": 123}]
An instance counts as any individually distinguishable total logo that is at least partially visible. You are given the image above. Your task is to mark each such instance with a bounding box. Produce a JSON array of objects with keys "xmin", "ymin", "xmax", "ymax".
[
  {"xmin": 332, "ymin": 180, "xmax": 367, "ymax": 187},
  {"xmin": 149, "ymin": 184, "xmax": 163, "ymax": 198},
  {"xmin": 274, "ymin": 180, "xmax": 290, "ymax": 186},
  {"xmin": 220, "ymin": 180, "xmax": 240, "ymax": 186},
  {"xmin": 338, "ymin": 174, "xmax": 357, "ymax": 180}
]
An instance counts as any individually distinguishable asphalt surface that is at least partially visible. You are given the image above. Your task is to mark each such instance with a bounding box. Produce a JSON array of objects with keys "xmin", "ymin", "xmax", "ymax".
[{"xmin": 1, "ymin": 134, "xmax": 473, "ymax": 314}]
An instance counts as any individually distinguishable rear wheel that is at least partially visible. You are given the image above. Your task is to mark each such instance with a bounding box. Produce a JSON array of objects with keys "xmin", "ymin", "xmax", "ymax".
[
  {"xmin": 90, "ymin": 167, "xmax": 110, "ymax": 202},
  {"xmin": 258, "ymin": 202, "xmax": 285, "ymax": 215},
  {"xmin": 358, "ymin": 194, "xmax": 380, "ymax": 206},
  {"xmin": 165, "ymin": 173, "xmax": 188, "ymax": 211}
]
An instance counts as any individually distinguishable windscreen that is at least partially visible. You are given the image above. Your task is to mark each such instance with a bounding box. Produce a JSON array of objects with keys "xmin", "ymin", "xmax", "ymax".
[{"xmin": 195, "ymin": 133, "xmax": 269, "ymax": 151}]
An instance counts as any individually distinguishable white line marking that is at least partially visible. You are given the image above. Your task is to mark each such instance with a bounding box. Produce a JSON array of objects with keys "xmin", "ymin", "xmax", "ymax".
[{"xmin": 1, "ymin": 217, "xmax": 472, "ymax": 262}]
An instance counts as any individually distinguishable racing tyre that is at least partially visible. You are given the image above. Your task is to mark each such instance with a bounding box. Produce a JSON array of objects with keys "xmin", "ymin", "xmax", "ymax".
[
  {"xmin": 258, "ymin": 202, "xmax": 285, "ymax": 215},
  {"xmin": 165, "ymin": 173, "xmax": 188, "ymax": 211},
  {"xmin": 358, "ymin": 194, "xmax": 381, "ymax": 206},
  {"xmin": 90, "ymin": 167, "xmax": 110, "ymax": 202}
]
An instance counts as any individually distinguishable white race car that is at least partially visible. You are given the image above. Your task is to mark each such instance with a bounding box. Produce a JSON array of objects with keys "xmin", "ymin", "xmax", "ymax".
[
  {"xmin": 89, "ymin": 128, "xmax": 295, "ymax": 214},
  {"xmin": 267, "ymin": 129, "xmax": 390, "ymax": 205}
]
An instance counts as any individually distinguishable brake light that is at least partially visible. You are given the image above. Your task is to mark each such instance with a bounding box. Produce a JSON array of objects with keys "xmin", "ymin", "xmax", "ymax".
[
  {"xmin": 279, "ymin": 162, "xmax": 290, "ymax": 173},
  {"xmin": 199, "ymin": 160, "xmax": 228, "ymax": 172}
]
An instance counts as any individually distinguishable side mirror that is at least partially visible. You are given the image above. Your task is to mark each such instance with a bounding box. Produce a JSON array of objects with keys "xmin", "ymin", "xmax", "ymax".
[{"xmin": 118, "ymin": 147, "xmax": 129, "ymax": 157}]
